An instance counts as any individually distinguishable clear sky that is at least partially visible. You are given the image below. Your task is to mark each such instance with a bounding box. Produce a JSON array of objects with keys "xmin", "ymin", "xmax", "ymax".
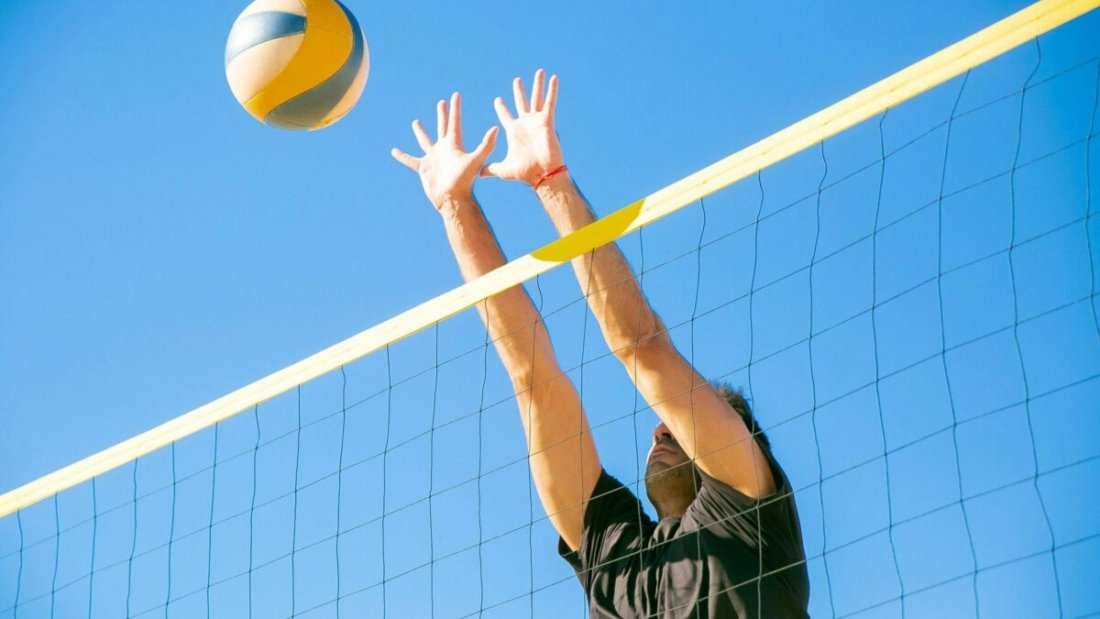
[{"xmin": 2, "ymin": 1, "xmax": 1099, "ymax": 617}]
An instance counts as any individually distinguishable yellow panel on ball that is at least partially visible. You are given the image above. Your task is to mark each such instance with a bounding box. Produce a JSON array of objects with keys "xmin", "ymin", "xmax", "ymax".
[{"xmin": 225, "ymin": 0, "xmax": 369, "ymax": 130}]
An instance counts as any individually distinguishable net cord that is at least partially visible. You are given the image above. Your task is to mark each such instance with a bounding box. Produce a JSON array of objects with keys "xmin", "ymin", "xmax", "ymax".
[
  {"xmin": 0, "ymin": 0, "xmax": 1096, "ymax": 519},
  {"xmin": 871, "ymin": 109, "xmax": 907, "ymax": 615},
  {"xmin": 1007, "ymin": 38, "xmax": 1066, "ymax": 616},
  {"xmin": 934, "ymin": 69, "xmax": 981, "ymax": 615}
]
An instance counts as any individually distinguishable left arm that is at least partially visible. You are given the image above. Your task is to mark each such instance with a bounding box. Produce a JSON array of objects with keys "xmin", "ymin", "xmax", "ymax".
[
  {"xmin": 483, "ymin": 71, "xmax": 775, "ymax": 499},
  {"xmin": 537, "ymin": 173, "xmax": 775, "ymax": 499}
]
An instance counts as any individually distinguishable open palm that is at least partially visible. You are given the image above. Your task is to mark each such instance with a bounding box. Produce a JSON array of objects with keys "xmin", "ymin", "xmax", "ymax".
[
  {"xmin": 392, "ymin": 92, "xmax": 497, "ymax": 210},
  {"xmin": 482, "ymin": 69, "xmax": 565, "ymax": 187}
]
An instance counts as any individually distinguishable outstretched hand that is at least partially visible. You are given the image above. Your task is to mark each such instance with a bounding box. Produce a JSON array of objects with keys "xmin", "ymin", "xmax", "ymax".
[
  {"xmin": 482, "ymin": 69, "xmax": 565, "ymax": 187},
  {"xmin": 391, "ymin": 92, "xmax": 498, "ymax": 210}
]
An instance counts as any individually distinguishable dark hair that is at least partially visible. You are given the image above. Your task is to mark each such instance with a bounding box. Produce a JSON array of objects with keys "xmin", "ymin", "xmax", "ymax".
[{"xmin": 713, "ymin": 382, "xmax": 771, "ymax": 452}]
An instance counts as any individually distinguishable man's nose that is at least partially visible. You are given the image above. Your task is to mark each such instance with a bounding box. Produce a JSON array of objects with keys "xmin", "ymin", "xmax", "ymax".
[{"xmin": 653, "ymin": 424, "xmax": 674, "ymax": 444}]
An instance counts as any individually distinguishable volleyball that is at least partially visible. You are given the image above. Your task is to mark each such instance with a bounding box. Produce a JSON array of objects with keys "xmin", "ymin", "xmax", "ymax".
[{"xmin": 224, "ymin": 0, "xmax": 369, "ymax": 130}]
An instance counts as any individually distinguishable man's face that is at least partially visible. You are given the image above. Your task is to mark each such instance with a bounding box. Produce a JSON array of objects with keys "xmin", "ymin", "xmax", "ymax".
[{"xmin": 645, "ymin": 422, "xmax": 698, "ymax": 516}]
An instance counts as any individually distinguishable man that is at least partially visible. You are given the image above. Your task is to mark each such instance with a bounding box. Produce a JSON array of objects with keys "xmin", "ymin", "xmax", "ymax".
[{"xmin": 392, "ymin": 70, "xmax": 809, "ymax": 618}]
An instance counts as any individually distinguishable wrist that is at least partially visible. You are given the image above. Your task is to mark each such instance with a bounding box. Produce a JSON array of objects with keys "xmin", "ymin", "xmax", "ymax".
[
  {"xmin": 533, "ymin": 169, "xmax": 596, "ymax": 234},
  {"xmin": 434, "ymin": 190, "xmax": 476, "ymax": 215},
  {"xmin": 532, "ymin": 165, "xmax": 570, "ymax": 193},
  {"xmin": 534, "ymin": 167, "xmax": 576, "ymax": 199}
]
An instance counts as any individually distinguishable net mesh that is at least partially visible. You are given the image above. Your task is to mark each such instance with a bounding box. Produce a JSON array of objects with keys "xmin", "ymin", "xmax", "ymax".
[{"xmin": 3, "ymin": 13, "xmax": 1100, "ymax": 619}]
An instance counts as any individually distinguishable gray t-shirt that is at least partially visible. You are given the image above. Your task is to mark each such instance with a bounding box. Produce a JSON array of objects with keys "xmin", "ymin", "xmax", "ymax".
[{"xmin": 558, "ymin": 448, "xmax": 809, "ymax": 618}]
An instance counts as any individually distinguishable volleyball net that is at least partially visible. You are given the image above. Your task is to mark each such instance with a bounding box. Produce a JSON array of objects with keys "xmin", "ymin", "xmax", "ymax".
[{"xmin": 4, "ymin": 0, "xmax": 1100, "ymax": 616}]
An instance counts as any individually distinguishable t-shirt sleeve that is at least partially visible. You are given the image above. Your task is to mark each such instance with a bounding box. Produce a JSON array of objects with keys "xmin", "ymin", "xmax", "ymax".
[
  {"xmin": 690, "ymin": 444, "xmax": 802, "ymax": 548},
  {"xmin": 558, "ymin": 469, "xmax": 654, "ymax": 589}
]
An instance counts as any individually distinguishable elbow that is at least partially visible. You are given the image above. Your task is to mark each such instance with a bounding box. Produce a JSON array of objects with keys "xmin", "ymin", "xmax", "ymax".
[
  {"xmin": 507, "ymin": 344, "xmax": 561, "ymax": 395},
  {"xmin": 608, "ymin": 310, "xmax": 670, "ymax": 364},
  {"xmin": 612, "ymin": 328, "xmax": 674, "ymax": 370},
  {"xmin": 508, "ymin": 367, "xmax": 537, "ymax": 395},
  {"xmin": 507, "ymin": 355, "xmax": 549, "ymax": 395}
]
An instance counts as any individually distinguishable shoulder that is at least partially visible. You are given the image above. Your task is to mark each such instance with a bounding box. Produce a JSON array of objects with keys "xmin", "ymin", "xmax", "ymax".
[
  {"xmin": 559, "ymin": 469, "xmax": 656, "ymax": 575},
  {"xmin": 582, "ymin": 469, "xmax": 655, "ymax": 539},
  {"xmin": 689, "ymin": 445, "xmax": 799, "ymax": 528}
]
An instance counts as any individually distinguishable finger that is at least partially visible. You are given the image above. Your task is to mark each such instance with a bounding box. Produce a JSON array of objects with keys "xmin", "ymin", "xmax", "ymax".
[
  {"xmin": 530, "ymin": 69, "xmax": 545, "ymax": 112},
  {"xmin": 471, "ymin": 126, "xmax": 498, "ymax": 167},
  {"xmin": 390, "ymin": 147, "xmax": 420, "ymax": 171},
  {"xmin": 481, "ymin": 160, "xmax": 509, "ymax": 178},
  {"xmin": 512, "ymin": 77, "xmax": 529, "ymax": 114},
  {"xmin": 435, "ymin": 99, "xmax": 448, "ymax": 141},
  {"xmin": 411, "ymin": 120, "xmax": 432, "ymax": 152},
  {"xmin": 493, "ymin": 96, "xmax": 514, "ymax": 126},
  {"xmin": 545, "ymin": 74, "xmax": 559, "ymax": 118},
  {"xmin": 449, "ymin": 92, "xmax": 462, "ymax": 145}
]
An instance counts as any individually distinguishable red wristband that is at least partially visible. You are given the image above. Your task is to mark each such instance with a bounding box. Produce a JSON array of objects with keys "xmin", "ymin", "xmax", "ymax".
[{"xmin": 533, "ymin": 164, "xmax": 568, "ymax": 189}]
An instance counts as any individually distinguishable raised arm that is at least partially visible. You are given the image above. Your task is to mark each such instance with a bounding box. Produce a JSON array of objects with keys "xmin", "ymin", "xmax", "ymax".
[
  {"xmin": 392, "ymin": 93, "xmax": 601, "ymax": 550},
  {"xmin": 484, "ymin": 71, "xmax": 775, "ymax": 499}
]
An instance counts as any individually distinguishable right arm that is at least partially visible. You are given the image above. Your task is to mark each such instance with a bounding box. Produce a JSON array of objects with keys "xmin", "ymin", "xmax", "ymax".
[{"xmin": 391, "ymin": 93, "xmax": 601, "ymax": 551}]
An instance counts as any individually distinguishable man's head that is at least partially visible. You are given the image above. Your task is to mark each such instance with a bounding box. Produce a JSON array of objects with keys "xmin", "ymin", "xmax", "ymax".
[{"xmin": 644, "ymin": 383, "xmax": 769, "ymax": 519}]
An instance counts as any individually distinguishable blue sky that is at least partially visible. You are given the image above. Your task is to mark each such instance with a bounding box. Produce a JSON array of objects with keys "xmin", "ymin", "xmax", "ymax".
[{"xmin": 2, "ymin": 1, "xmax": 1099, "ymax": 617}]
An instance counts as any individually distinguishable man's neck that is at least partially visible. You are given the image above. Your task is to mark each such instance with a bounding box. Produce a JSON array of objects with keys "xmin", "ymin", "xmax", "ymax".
[{"xmin": 654, "ymin": 498, "xmax": 692, "ymax": 521}]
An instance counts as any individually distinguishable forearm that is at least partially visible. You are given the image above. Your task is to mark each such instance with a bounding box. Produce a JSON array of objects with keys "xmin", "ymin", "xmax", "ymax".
[
  {"xmin": 534, "ymin": 172, "xmax": 668, "ymax": 357},
  {"xmin": 438, "ymin": 196, "xmax": 552, "ymax": 386}
]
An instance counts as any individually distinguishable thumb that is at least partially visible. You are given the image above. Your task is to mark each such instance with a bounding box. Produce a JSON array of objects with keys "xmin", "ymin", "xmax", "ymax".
[
  {"xmin": 482, "ymin": 158, "xmax": 519, "ymax": 179},
  {"xmin": 391, "ymin": 147, "xmax": 419, "ymax": 172},
  {"xmin": 481, "ymin": 161, "xmax": 503, "ymax": 178},
  {"xmin": 471, "ymin": 126, "xmax": 498, "ymax": 167}
]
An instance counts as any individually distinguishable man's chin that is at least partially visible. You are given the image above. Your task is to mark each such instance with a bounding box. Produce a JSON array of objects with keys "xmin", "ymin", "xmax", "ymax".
[
  {"xmin": 646, "ymin": 458, "xmax": 690, "ymax": 479},
  {"xmin": 645, "ymin": 459, "xmax": 698, "ymax": 515},
  {"xmin": 646, "ymin": 460, "xmax": 668, "ymax": 478}
]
